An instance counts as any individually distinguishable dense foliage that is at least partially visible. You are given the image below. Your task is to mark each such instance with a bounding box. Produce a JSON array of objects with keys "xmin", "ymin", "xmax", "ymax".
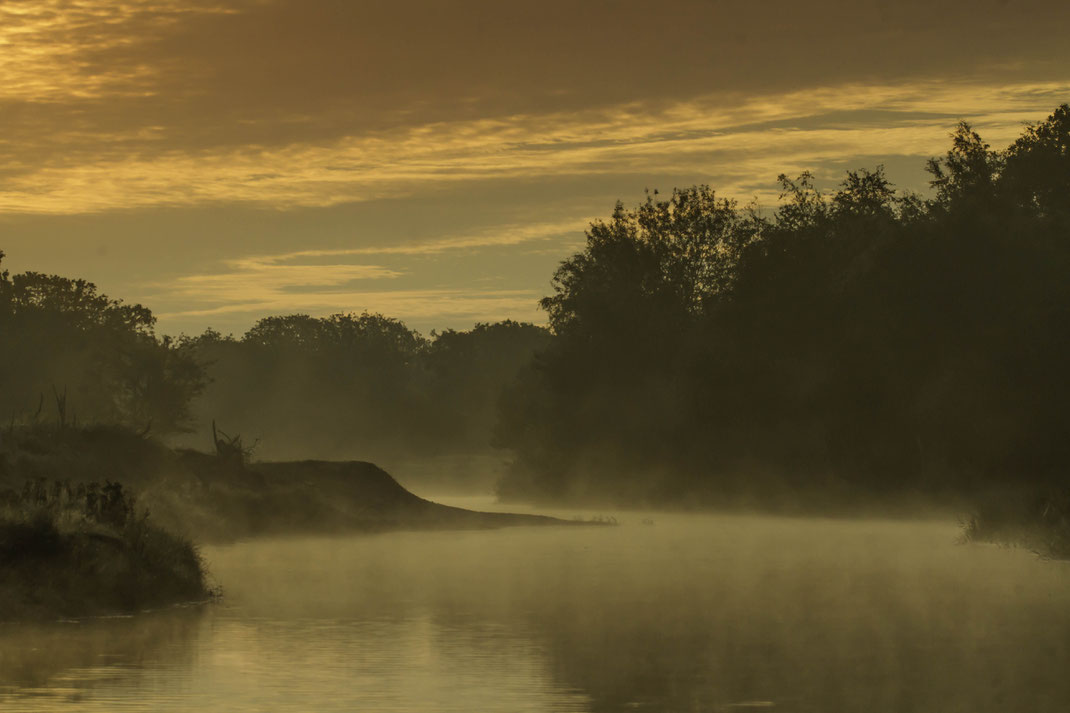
[
  {"xmin": 0, "ymin": 476, "xmax": 208, "ymax": 619},
  {"xmin": 0, "ymin": 260, "xmax": 205, "ymax": 434},
  {"xmin": 496, "ymin": 106, "xmax": 1070, "ymax": 504}
]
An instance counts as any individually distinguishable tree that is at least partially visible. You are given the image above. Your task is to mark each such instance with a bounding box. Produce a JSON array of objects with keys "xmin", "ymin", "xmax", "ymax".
[
  {"xmin": 541, "ymin": 186, "xmax": 759, "ymax": 338},
  {"xmin": 181, "ymin": 313, "xmax": 547, "ymax": 461},
  {"xmin": 925, "ymin": 122, "xmax": 1002, "ymax": 209},
  {"xmin": 424, "ymin": 321, "xmax": 550, "ymax": 448},
  {"xmin": 1002, "ymin": 104, "xmax": 1070, "ymax": 227},
  {"xmin": 497, "ymin": 107, "xmax": 1070, "ymax": 503},
  {"xmin": 0, "ymin": 263, "xmax": 204, "ymax": 433}
]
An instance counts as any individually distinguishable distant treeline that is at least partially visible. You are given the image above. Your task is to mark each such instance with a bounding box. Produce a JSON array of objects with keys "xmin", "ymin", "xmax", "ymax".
[
  {"xmin": 181, "ymin": 316, "xmax": 548, "ymax": 460},
  {"xmin": 3, "ymin": 105, "xmax": 1068, "ymax": 506},
  {"xmin": 0, "ymin": 263, "xmax": 546, "ymax": 460}
]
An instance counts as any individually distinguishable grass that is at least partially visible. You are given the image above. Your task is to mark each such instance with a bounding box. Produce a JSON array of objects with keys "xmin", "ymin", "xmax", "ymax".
[{"xmin": 0, "ymin": 478, "xmax": 212, "ymax": 620}]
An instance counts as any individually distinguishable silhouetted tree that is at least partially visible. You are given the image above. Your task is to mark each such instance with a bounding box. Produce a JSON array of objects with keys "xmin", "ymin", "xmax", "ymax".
[
  {"xmin": 0, "ymin": 259, "xmax": 205, "ymax": 433},
  {"xmin": 496, "ymin": 105, "xmax": 1070, "ymax": 505}
]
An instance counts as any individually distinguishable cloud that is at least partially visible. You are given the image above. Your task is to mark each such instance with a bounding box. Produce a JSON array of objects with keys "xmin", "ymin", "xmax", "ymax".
[
  {"xmin": 249, "ymin": 217, "xmax": 596, "ymax": 258},
  {"xmin": 2, "ymin": 1, "xmax": 1067, "ymax": 215},
  {"xmin": 146, "ymin": 216, "xmax": 589, "ymax": 328},
  {"xmin": 2, "ymin": 79, "xmax": 1068, "ymax": 215},
  {"xmin": 161, "ymin": 252, "xmax": 402, "ymax": 306},
  {"xmin": 6, "ymin": 0, "xmax": 1069, "ymax": 336},
  {"xmin": 0, "ymin": 1, "xmax": 241, "ymax": 102}
]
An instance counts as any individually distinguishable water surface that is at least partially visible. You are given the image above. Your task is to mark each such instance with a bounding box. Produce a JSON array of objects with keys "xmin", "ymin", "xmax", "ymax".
[{"xmin": 3, "ymin": 505, "xmax": 1069, "ymax": 712}]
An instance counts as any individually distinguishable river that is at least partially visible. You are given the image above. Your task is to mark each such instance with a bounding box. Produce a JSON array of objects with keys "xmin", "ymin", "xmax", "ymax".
[{"xmin": 2, "ymin": 501, "xmax": 1069, "ymax": 712}]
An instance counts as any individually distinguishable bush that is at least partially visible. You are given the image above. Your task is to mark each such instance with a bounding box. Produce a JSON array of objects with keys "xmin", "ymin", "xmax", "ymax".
[{"xmin": 0, "ymin": 478, "xmax": 210, "ymax": 620}]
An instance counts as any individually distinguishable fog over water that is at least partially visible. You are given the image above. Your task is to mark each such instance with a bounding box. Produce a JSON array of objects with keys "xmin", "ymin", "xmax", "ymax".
[{"xmin": 2, "ymin": 504, "xmax": 1069, "ymax": 712}]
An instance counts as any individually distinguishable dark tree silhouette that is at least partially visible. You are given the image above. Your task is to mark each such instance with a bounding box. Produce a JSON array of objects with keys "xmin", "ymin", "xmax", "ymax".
[
  {"xmin": 496, "ymin": 105, "xmax": 1070, "ymax": 506},
  {"xmin": 0, "ymin": 257, "xmax": 205, "ymax": 434}
]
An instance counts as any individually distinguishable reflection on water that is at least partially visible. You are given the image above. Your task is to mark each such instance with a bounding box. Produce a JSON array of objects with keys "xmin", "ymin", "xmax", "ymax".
[
  {"xmin": 0, "ymin": 608, "xmax": 204, "ymax": 708},
  {"xmin": 2, "ymin": 507, "xmax": 1070, "ymax": 712}
]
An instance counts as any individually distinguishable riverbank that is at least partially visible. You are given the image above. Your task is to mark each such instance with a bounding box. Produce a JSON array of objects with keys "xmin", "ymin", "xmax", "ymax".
[
  {"xmin": 0, "ymin": 424, "xmax": 596, "ymax": 620},
  {"xmin": 0, "ymin": 480, "xmax": 210, "ymax": 621},
  {"xmin": 144, "ymin": 454, "xmax": 578, "ymax": 543},
  {"xmin": 498, "ymin": 463, "xmax": 1070, "ymax": 561},
  {"xmin": 962, "ymin": 487, "xmax": 1070, "ymax": 560},
  {"xmin": 0, "ymin": 424, "xmax": 583, "ymax": 545}
]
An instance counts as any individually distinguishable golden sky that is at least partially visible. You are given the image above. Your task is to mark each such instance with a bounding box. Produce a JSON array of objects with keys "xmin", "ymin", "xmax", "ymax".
[{"xmin": 2, "ymin": 0, "xmax": 1069, "ymax": 335}]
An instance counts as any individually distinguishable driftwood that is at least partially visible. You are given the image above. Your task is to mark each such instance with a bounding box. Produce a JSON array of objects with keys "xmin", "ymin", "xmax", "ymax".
[{"xmin": 211, "ymin": 420, "xmax": 256, "ymax": 467}]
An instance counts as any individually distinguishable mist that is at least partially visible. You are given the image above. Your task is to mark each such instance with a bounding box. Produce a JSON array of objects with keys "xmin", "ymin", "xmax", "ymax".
[
  {"xmin": 168, "ymin": 316, "xmax": 549, "ymax": 494},
  {"xmin": 5, "ymin": 511, "xmax": 1070, "ymax": 712}
]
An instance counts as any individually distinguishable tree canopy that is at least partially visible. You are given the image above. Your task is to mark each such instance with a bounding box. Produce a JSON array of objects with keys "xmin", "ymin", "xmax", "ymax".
[
  {"xmin": 0, "ymin": 256, "xmax": 205, "ymax": 434},
  {"xmin": 496, "ymin": 105, "xmax": 1070, "ymax": 505}
]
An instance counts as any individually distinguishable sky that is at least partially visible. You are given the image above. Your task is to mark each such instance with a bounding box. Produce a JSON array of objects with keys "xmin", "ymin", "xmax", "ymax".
[{"xmin": 1, "ymin": 0, "xmax": 1069, "ymax": 337}]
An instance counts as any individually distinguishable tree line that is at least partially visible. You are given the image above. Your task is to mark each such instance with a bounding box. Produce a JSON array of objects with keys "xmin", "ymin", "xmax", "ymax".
[
  {"xmin": 3, "ymin": 104, "xmax": 1068, "ymax": 505},
  {"xmin": 0, "ymin": 265, "xmax": 204, "ymax": 434},
  {"xmin": 180, "ymin": 315, "xmax": 547, "ymax": 461},
  {"xmin": 496, "ymin": 105, "xmax": 1070, "ymax": 504},
  {"xmin": 0, "ymin": 263, "xmax": 546, "ymax": 464}
]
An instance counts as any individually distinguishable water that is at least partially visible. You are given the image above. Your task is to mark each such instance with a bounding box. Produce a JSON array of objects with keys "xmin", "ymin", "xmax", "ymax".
[{"xmin": 2, "ymin": 503, "xmax": 1070, "ymax": 712}]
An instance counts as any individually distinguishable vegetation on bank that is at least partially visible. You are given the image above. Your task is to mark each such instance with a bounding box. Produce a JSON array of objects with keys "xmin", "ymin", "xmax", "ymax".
[
  {"xmin": 0, "ymin": 477, "xmax": 209, "ymax": 620},
  {"xmin": 0, "ymin": 423, "xmax": 575, "ymax": 549},
  {"xmin": 0, "ymin": 418, "xmax": 583, "ymax": 621}
]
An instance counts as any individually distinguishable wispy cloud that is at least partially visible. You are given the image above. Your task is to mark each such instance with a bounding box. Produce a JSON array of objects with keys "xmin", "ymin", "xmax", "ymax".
[
  {"xmin": 161, "ymin": 253, "xmax": 402, "ymax": 306},
  {"xmin": 148, "ymin": 216, "xmax": 588, "ymax": 328},
  {"xmin": 0, "ymin": 1, "xmax": 240, "ymax": 101},
  {"xmin": 2, "ymin": 79, "xmax": 1067, "ymax": 215},
  {"xmin": 243, "ymin": 217, "xmax": 595, "ymax": 259}
]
